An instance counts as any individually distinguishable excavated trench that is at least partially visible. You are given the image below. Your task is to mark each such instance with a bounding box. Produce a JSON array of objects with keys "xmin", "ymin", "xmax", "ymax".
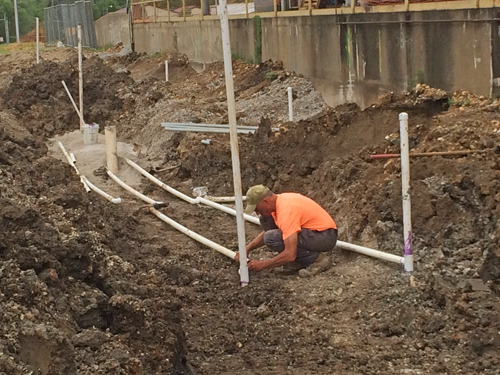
[{"xmin": 0, "ymin": 49, "xmax": 499, "ymax": 375}]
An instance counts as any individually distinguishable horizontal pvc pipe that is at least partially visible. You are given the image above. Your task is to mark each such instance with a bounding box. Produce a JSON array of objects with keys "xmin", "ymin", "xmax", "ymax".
[
  {"xmin": 104, "ymin": 167, "xmax": 235, "ymax": 260},
  {"xmin": 81, "ymin": 176, "xmax": 122, "ymax": 204},
  {"xmin": 150, "ymin": 207, "xmax": 236, "ymax": 260},
  {"xmin": 162, "ymin": 123, "xmax": 259, "ymax": 130},
  {"xmin": 125, "ymin": 158, "xmax": 402, "ymax": 265},
  {"xmin": 196, "ymin": 196, "xmax": 259, "ymax": 224},
  {"xmin": 106, "ymin": 169, "xmax": 158, "ymax": 205},
  {"xmin": 206, "ymin": 196, "xmax": 247, "ymax": 203},
  {"xmin": 162, "ymin": 126, "xmax": 257, "ymax": 134},
  {"xmin": 126, "ymin": 158, "xmax": 258, "ymax": 223},
  {"xmin": 58, "ymin": 141, "xmax": 90, "ymax": 193},
  {"xmin": 125, "ymin": 158, "xmax": 197, "ymax": 203},
  {"xmin": 336, "ymin": 240, "xmax": 403, "ymax": 264}
]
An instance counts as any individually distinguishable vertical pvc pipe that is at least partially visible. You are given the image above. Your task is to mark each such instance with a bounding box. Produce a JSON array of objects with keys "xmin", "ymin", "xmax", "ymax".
[
  {"xmin": 399, "ymin": 112, "xmax": 413, "ymax": 272},
  {"xmin": 77, "ymin": 24, "xmax": 84, "ymax": 131},
  {"xmin": 219, "ymin": 0, "xmax": 249, "ymax": 286},
  {"xmin": 105, "ymin": 126, "xmax": 118, "ymax": 173},
  {"xmin": 13, "ymin": 0, "xmax": 20, "ymax": 43},
  {"xmin": 36, "ymin": 17, "xmax": 40, "ymax": 63},
  {"xmin": 287, "ymin": 87, "xmax": 293, "ymax": 122},
  {"xmin": 165, "ymin": 60, "xmax": 169, "ymax": 81}
]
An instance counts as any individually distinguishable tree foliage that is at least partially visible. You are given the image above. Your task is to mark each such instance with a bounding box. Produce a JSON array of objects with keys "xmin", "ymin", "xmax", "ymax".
[{"xmin": 0, "ymin": 0, "xmax": 48, "ymax": 41}]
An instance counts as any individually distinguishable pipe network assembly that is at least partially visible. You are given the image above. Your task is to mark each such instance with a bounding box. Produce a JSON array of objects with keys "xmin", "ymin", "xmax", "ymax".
[
  {"xmin": 125, "ymin": 158, "xmax": 404, "ymax": 265},
  {"xmin": 125, "ymin": 158, "xmax": 258, "ymax": 223},
  {"xmin": 106, "ymin": 168, "xmax": 236, "ymax": 260}
]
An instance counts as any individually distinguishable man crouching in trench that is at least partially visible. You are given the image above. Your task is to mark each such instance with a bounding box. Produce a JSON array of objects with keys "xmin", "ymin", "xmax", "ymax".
[{"xmin": 235, "ymin": 185, "xmax": 338, "ymax": 277}]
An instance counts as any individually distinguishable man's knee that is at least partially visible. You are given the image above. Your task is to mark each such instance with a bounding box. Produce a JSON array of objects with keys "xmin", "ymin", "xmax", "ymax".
[{"xmin": 263, "ymin": 229, "xmax": 284, "ymax": 250}]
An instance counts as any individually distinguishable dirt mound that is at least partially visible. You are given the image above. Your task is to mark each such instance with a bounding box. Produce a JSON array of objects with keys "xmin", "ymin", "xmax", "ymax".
[{"xmin": 2, "ymin": 57, "xmax": 133, "ymax": 137}]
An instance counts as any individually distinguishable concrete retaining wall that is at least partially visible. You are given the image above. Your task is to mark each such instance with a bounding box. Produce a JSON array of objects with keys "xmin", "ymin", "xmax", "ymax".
[
  {"xmin": 95, "ymin": 12, "xmax": 131, "ymax": 48},
  {"xmin": 131, "ymin": 9, "xmax": 499, "ymax": 107}
]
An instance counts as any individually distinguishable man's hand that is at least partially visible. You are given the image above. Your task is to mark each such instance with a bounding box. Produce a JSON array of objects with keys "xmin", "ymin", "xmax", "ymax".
[
  {"xmin": 235, "ymin": 252, "xmax": 241, "ymax": 262},
  {"xmin": 248, "ymin": 259, "xmax": 269, "ymax": 271}
]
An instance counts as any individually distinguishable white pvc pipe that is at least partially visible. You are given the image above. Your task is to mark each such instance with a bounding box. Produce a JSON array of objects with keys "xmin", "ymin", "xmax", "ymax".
[
  {"xmin": 105, "ymin": 126, "xmax": 118, "ymax": 173},
  {"xmin": 77, "ymin": 24, "xmax": 83, "ymax": 130},
  {"xmin": 206, "ymin": 196, "xmax": 247, "ymax": 203},
  {"xmin": 150, "ymin": 208, "xmax": 236, "ymax": 259},
  {"xmin": 81, "ymin": 176, "xmax": 121, "ymax": 204},
  {"xmin": 287, "ymin": 87, "xmax": 293, "ymax": 122},
  {"xmin": 197, "ymin": 196, "xmax": 259, "ymax": 224},
  {"xmin": 70, "ymin": 152, "xmax": 77, "ymax": 164},
  {"xmin": 105, "ymin": 167, "xmax": 235, "ymax": 259},
  {"xmin": 219, "ymin": 0, "xmax": 248, "ymax": 285},
  {"xmin": 36, "ymin": 17, "xmax": 40, "ymax": 64},
  {"xmin": 399, "ymin": 112, "xmax": 413, "ymax": 272},
  {"xmin": 126, "ymin": 158, "xmax": 197, "ymax": 203},
  {"xmin": 58, "ymin": 141, "xmax": 90, "ymax": 193},
  {"xmin": 106, "ymin": 169, "xmax": 158, "ymax": 205},
  {"xmin": 61, "ymin": 80, "xmax": 86, "ymax": 127},
  {"xmin": 165, "ymin": 60, "xmax": 169, "ymax": 82},
  {"xmin": 126, "ymin": 158, "xmax": 258, "ymax": 223},
  {"xmin": 336, "ymin": 240, "xmax": 403, "ymax": 264}
]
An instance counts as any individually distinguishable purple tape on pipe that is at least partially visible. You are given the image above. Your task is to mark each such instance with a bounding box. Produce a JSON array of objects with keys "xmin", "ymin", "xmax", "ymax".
[{"xmin": 404, "ymin": 231, "xmax": 412, "ymax": 255}]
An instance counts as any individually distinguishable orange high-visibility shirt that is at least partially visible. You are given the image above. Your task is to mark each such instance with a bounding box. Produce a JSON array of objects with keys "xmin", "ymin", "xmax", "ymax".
[{"xmin": 271, "ymin": 193, "xmax": 337, "ymax": 240}]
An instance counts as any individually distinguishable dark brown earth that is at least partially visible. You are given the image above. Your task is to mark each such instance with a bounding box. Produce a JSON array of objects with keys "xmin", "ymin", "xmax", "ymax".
[{"xmin": 0, "ymin": 48, "xmax": 499, "ymax": 375}]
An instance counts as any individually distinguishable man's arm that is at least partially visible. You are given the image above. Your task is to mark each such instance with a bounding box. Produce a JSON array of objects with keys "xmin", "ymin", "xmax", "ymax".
[
  {"xmin": 248, "ymin": 232, "xmax": 298, "ymax": 271},
  {"xmin": 235, "ymin": 231, "xmax": 265, "ymax": 261}
]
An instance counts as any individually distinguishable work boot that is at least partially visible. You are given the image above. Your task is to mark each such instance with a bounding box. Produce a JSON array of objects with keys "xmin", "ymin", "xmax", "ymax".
[
  {"xmin": 272, "ymin": 261, "xmax": 304, "ymax": 275},
  {"xmin": 298, "ymin": 253, "xmax": 332, "ymax": 278}
]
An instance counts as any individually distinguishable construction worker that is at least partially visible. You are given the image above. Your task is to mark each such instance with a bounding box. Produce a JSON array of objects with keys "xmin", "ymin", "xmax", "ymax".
[{"xmin": 235, "ymin": 185, "xmax": 338, "ymax": 277}]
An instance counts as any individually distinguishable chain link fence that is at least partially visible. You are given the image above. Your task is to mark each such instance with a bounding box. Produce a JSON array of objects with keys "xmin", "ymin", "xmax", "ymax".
[{"xmin": 44, "ymin": 0, "xmax": 97, "ymax": 48}]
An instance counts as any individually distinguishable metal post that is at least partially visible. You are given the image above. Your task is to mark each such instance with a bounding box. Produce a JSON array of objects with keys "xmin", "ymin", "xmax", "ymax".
[
  {"xmin": 219, "ymin": 0, "xmax": 249, "ymax": 286},
  {"xmin": 200, "ymin": 0, "xmax": 204, "ymax": 20},
  {"xmin": 154, "ymin": 0, "xmax": 157, "ymax": 22},
  {"xmin": 404, "ymin": 0, "xmax": 409, "ymax": 11},
  {"xmin": 274, "ymin": 0, "xmax": 278, "ymax": 17},
  {"xmin": 308, "ymin": 0, "xmax": 312, "ymax": 16},
  {"xmin": 13, "ymin": 0, "xmax": 20, "ymax": 43},
  {"xmin": 399, "ymin": 112, "xmax": 413, "ymax": 272},
  {"xmin": 4, "ymin": 14, "xmax": 9, "ymax": 45},
  {"xmin": 36, "ymin": 17, "xmax": 40, "ymax": 63},
  {"xmin": 351, "ymin": 0, "xmax": 356, "ymax": 12},
  {"xmin": 183, "ymin": 0, "xmax": 186, "ymax": 21},
  {"xmin": 78, "ymin": 24, "xmax": 84, "ymax": 130},
  {"xmin": 167, "ymin": 0, "xmax": 171, "ymax": 22},
  {"xmin": 245, "ymin": 0, "xmax": 249, "ymax": 18}
]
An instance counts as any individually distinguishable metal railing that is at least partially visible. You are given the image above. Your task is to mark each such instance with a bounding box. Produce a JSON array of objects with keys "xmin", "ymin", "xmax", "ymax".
[
  {"xmin": 44, "ymin": 0, "xmax": 97, "ymax": 48},
  {"xmin": 130, "ymin": 0, "xmax": 497, "ymax": 24}
]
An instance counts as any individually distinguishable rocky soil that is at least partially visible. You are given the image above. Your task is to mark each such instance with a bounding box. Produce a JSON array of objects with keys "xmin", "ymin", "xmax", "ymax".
[{"xmin": 0, "ymin": 47, "xmax": 498, "ymax": 375}]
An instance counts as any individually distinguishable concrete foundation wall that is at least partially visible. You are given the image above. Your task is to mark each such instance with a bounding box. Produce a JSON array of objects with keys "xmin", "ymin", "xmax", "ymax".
[
  {"xmin": 95, "ymin": 12, "xmax": 130, "ymax": 48},
  {"xmin": 131, "ymin": 9, "xmax": 498, "ymax": 107}
]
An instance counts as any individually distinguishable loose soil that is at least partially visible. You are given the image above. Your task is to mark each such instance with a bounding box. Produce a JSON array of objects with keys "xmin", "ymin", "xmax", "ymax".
[{"xmin": 0, "ymin": 47, "xmax": 499, "ymax": 375}]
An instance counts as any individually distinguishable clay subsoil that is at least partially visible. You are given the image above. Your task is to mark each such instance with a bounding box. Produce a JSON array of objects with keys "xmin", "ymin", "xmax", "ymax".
[{"xmin": 0, "ymin": 46, "xmax": 499, "ymax": 375}]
